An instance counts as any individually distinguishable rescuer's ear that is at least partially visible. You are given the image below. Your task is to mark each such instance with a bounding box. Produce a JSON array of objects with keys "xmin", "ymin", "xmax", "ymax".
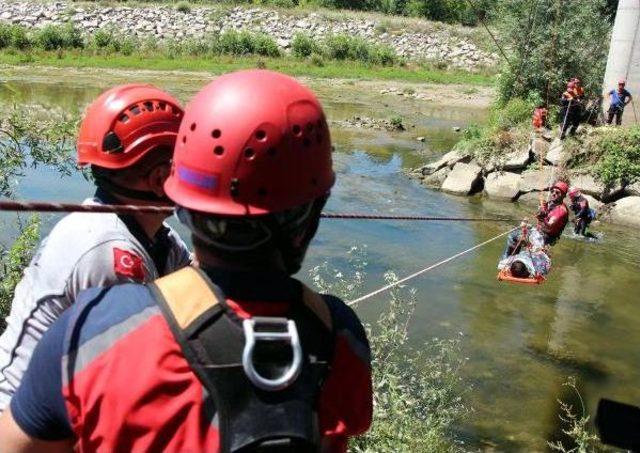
[{"xmin": 146, "ymin": 162, "xmax": 171, "ymax": 197}]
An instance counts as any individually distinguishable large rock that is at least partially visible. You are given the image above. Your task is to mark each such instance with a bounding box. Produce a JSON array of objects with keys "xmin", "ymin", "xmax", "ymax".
[
  {"xmin": 520, "ymin": 167, "xmax": 556, "ymax": 192},
  {"xmin": 503, "ymin": 148, "xmax": 532, "ymax": 171},
  {"xmin": 624, "ymin": 181, "xmax": 640, "ymax": 196},
  {"xmin": 421, "ymin": 166, "xmax": 451, "ymax": 189},
  {"xmin": 421, "ymin": 149, "xmax": 470, "ymax": 175},
  {"xmin": 570, "ymin": 173, "xmax": 624, "ymax": 202},
  {"xmin": 545, "ymin": 138, "xmax": 567, "ymax": 165},
  {"xmin": 441, "ymin": 162, "xmax": 483, "ymax": 195},
  {"xmin": 484, "ymin": 171, "xmax": 521, "ymax": 200},
  {"xmin": 608, "ymin": 196, "xmax": 640, "ymax": 227},
  {"xmin": 517, "ymin": 191, "xmax": 547, "ymax": 207}
]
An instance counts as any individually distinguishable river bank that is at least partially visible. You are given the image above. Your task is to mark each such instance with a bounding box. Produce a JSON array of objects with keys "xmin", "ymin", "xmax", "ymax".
[{"xmin": 408, "ymin": 127, "xmax": 640, "ymax": 229}]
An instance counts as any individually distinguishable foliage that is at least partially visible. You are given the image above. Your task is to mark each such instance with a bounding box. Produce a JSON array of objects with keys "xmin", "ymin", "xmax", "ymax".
[
  {"xmin": 323, "ymin": 34, "xmax": 397, "ymax": 65},
  {"xmin": 547, "ymin": 377, "xmax": 606, "ymax": 453},
  {"xmin": 0, "ymin": 106, "xmax": 78, "ymax": 197},
  {"xmin": 389, "ymin": 115, "xmax": 405, "ymax": 130},
  {"xmin": 176, "ymin": 1, "xmax": 192, "ymax": 13},
  {"xmin": 0, "ymin": 24, "xmax": 31, "ymax": 50},
  {"xmin": 292, "ymin": 32, "xmax": 317, "ymax": 58},
  {"xmin": 564, "ymin": 125, "xmax": 640, "ymax": 186},
  {"xmin": 215, "ymin": 30, "xmax": 281, "ymax": 57},
  {"xmin": 309, "ymin": 246, "xmax": 470, "ymax": 451},
  {"xmin": 495, "ymin": 0, "xmax": 611, "ymax": 106},
  {"xmin": 35, "ymin": 23, "xmax": 84, "ymax": 51},
  {"xmin": 0, "ymin": 216, "xmax": 40, "ymax": 333}
]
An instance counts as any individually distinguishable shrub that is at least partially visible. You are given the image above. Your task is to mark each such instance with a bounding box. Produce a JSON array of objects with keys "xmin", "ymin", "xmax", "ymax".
[
  {"xmin": 35, "ymin": 25, "xmax": 67, "ymax": 51},
  {"xmin": 0, "ymin": 24, "xmax": 11, "ymax": 49},
  {"xmin": 215, "ymin": 31, "xmax": 279, "ymax": 57},
  {"xmin": 252, "ymin": 33, "xmax": 280, "ymax": 57},
  {"xmin": 489, "ymin": 97, "xmax": 533, "ymax": 131},
  {"xmin": 119, "ymin": 37, "xmax": 137, "ymax": 56},
  {"xmin": 175, "ymin": 1, "xmax": 191, "ymax": 13},
  {"xmin": 60, "ymin": 22, "xmax": 84, "ymax": 49},
  {"xmin": 371, "ymin": 44, "xmax": 396, "ymax": 66},
  {"xmin": 292, "ymin": 32, "xmax": 316, "ymax": 59},
  {"xmin": 0, "ymin": 216, "xmax": 40, "ymax": 333},
  {"xmin": 92, "ymin": 28, "xmax": 116, "ymax": 49},
  {"xmin": 324, "ymin": 34, "xmax": 351, "ymax": 60},
  {"xmin": 182, "ymin": 38, "xmax": 210, "ymax": 56}
]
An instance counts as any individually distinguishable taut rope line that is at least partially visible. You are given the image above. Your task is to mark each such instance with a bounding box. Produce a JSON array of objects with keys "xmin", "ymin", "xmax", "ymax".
[
  {"xmin": 347, "ymin": 227, "xmax": 518, "ymax": 306},
  {"xmin": 0, "ymin": 200, "xmax": 514, "ymax": 223}
]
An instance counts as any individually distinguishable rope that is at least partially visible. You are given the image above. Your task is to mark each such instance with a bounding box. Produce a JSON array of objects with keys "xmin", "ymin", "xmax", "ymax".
[
  {"xmin": 0, "ymin": 200, "xmax": 515, "ymax": 223},
  {"xmin": 464, "ymin": 0, "xmax": 515, "ymax": 70},
  {"xmin": 347, "ymin": 227, "xmax": 518, "ymax": 306}
]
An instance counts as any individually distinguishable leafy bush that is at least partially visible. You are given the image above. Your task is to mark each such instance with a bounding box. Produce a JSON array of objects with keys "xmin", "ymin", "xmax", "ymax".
[
  {"xmin": 309, "ymin": 246, "xmax": 470, "ymax": 451},
  {"xmin": 60, "ymin": 22, "xmax": 84, "ymax": 49},
  {"xmin": 9, "ymin": 25, "xmax": 31, "ymax": 50},
  {"xmin": 92, "ymin": 29, "xmax": 116, "ymax": 49},
  {"xmin": 0, "ymin": 216, "xmax": 40, "ymax": 333},
  {"xmin": 292, "ymin": 33, "xmax": 316, "ymax": 59},
  {"xmin": 252, "ymin": 33, "xmax": 281, "ymax": 57},
  {"xmin": 489, "ymin": 97, "xmax": 533, "ymax": 131},
  {"xmin": 0, "ymin": 24, "xmax": 11, "ymax": 49},
  {"xmin": 371, "ymin": 44, "xmax": 396, "ymax": 66},
  {"xmin": 215, "ymin": 31, "xmax": 280, "ymax": 57},
  {"xmin": 35, "ymin": 25, "xmax": 66, "ymax": 51},
  {"xmin": 175, "ymin": 1, "xmax": 192, "ymax": 13},
  {"xmin": 119, "ymin": 37, "xmax": 138, "ymax": 56}
]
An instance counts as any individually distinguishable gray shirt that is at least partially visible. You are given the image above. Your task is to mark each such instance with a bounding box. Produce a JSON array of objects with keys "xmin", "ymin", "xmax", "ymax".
[{"xmin": 0, "ymin": 198, "xmax": 191, "ymax": 411}]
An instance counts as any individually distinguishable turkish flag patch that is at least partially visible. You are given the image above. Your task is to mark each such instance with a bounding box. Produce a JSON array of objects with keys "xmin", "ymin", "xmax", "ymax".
[{"xmin": 113, "ymin": 248, "xmax": 146, "ymax": 281}]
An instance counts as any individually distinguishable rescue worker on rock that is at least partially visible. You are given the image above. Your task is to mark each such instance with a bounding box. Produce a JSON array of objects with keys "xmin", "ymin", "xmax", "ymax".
[
  {"xmin": 502, "ymin": 181, "xmax": 569, "ymax": 259},
  {"xmin": 572, "ymin": 78, "xmax": 585, "ymax": 100},
  {"xmin": 0, "ymin": 70, "xmax": 373, "ymax": 452},
  {"xmin": 560, "ymin": 81, "xmax": 581, "ymax": 139},
  {"xmin": 0, "ymin": 84, "xmax": 191, "ymax": 412},
  {"xmin": 532, "ymin": 103, "xmax": 549, "ymax": 130},
  {"xmin": 568, "ymin": 187, "xmax": 596, "ymax": 236},
  {"xmin": 606, "ymin": 79, "xmax": 633, "ymax": 125}
]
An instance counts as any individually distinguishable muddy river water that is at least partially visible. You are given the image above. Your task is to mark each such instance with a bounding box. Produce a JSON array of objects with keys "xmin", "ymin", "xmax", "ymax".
[{"xmin": 1, "ymin": 67, "xmax": 640, "ymax": 450}]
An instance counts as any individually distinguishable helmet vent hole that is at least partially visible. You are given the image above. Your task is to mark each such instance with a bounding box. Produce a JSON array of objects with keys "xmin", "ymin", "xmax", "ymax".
[
  {"xmin": 244, "ymin": 148, "xmax": 255, "ymax": 159},
  {"xmin": 118, "ymin": 114, "xmax": 130, "ymax": 124},
  {"xmin": 303, "ymin": 138, "xmax": 311, "ymax": 147},
  {"xmin": 211, "ymin": 129, "xmax": 222, "ymax": 139},
  {"xmin": 190, "ymin": 122, "xmax": 197, "ymax": 131},
  {"xmin": 267, "ymin": 148, "xmax": 277, "ymax": 156},
  {"xmin": 130, "ymin": 105, "xmax": 141, "ymax": 116},
  {"xmin": 172, "ymin": 106, "xmax": 181, "ymax": 116},
  {"xmin": 182, "ymin": 135, "xmax": 187, "ymax": 144},
  {"xmin": 214, "ymin": 146, "xmax": 225, "ymax": 156},
  {"xmin": 292, "ymin": 125, "xmax": 302, "ymax": 137},
  {"xmin": 258, "ymin": 187, "xmax": 267, "ymax": 196},
  {"xmin": 159, "ymin": 102, "xmax": 167, "ymax": 111},
  {"xmin": 102, "ymin": 131, "xmax": 123, "ymax": 154},
  {"xmin": 255, "ymin": 130, "xmax": 267, "ymax": 141},
  {"xmin": 144, "ymin": 101, "xmax": 154, "ymax": 111}
]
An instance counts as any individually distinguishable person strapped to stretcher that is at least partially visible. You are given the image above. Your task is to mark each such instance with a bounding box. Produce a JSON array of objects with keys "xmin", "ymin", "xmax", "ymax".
[{"xmin": 497, "ymin": 223, "xmax": 551, "ymax": 284}]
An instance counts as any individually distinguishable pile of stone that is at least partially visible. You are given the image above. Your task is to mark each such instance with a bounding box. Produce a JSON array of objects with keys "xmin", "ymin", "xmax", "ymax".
[
  {"xmin": 333, "ymin": 116, "xmax": 407, "ymax": 131},
  {"xmin": 0, "ymin": 2, "xmax": 498, "ymax": 69},
  {"xmin": 409, "ymin": 136, "xmax": 640, "ymax": 228}
]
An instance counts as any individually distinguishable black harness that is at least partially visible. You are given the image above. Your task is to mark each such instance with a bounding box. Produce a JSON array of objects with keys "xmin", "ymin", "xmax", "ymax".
[{"xmin": 151, "ymin": 268, "xmax": 334, "ymax": 452}]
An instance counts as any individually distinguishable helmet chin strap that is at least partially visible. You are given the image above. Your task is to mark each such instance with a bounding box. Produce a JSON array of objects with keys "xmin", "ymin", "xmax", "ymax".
[{"xmin": 95, "ymin": 176, "xmax": 171, "ymax": 204}]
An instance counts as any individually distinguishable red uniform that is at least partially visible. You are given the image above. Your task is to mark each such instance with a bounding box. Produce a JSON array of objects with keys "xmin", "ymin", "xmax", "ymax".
[{"xmin": 539, "ymin": 201, "xmax": 569, "ymax": 242}]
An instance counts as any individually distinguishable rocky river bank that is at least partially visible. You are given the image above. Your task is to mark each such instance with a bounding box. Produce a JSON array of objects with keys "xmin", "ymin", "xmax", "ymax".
[
  {"xmin": 0, "ymin": 1, "xmax": 497, "ymax": 69},
  {"xmin": 408, "ymin": 134, "xmax": 640, "ymax": 228}
]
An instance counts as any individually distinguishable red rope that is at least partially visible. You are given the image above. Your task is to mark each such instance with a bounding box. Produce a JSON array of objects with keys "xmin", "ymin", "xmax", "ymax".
[{"xmin": 0, "ymin": 200, "xmax": 514, "ymax": 222}]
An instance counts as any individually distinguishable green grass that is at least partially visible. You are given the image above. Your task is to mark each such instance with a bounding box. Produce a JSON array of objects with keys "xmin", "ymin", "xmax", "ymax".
[{"xmin": 0, "ymin": 51, "xmax": 495, "ymax": 85}]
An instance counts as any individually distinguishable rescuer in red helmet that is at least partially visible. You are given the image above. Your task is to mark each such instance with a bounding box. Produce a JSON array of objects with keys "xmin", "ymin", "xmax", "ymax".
[
  {"xmin": 568, "ymin": 187, "xmax": 596, "ymax": 236},
  {"xmin": 0, "ymin": 70, "xmax": 373, "ymax": 452},
  {"xmin": 560, "ymin": 81, "xmax": 582, "ymax": 139},
  {"xmin": 501, "ymin": 180, "xmax": 569, "ymax": 259},
  {"xmin": 0, "ymin": 84, "xmax": 191, "ymax": 413}
]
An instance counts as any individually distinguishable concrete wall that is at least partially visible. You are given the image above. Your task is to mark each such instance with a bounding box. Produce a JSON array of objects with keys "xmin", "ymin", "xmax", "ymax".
[{"xmin": 603, "ymin": 0, "xmax": 640, "ymax": 125}]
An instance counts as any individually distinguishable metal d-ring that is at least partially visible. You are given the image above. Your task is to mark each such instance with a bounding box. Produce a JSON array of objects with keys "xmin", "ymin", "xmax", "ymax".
[{"xmin": 242, "ymin": 317, "xmax": 302, "ymax": 391}]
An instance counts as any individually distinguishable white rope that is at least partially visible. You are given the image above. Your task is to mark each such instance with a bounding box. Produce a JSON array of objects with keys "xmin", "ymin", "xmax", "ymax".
[{"xmin": 347, "ymin": 227, "xmax": 519, "ymax": 306}]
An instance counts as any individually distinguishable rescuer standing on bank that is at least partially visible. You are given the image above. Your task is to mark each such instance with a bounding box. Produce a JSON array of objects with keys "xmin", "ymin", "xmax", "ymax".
[
  {"xmin": 0, "ymin": 70, "xmax": 373, "ymax": 452},
  {"xmin": 0, "ymin": 85, "xmax": 191, "ymax": 412},
  {"xmin": 560, "ymin": 81, "xmax": 582, "ymax": 139},
  {"xmin": 606, "ymin": 79, "xmax": 633, "ymax": 125}
]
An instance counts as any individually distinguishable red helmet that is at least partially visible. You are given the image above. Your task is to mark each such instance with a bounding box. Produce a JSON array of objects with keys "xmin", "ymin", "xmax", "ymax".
[
  {"xmin": 552, "ymin": 181, "xmax": 569, "ymax": 195},
  {"xmin": 568, "ymin": 187, "xmax": 581, "ymax": 199},
  {"xmin": 567, "ymin": 81, "xmax": 576, "ymax": 89},
  {"xmin": 164, "ymin": 70, "xmax": 335, "ymax": 216},
  {"xmin": 77, "ymin": 84, "xmax": 183, "ymax": 169}
]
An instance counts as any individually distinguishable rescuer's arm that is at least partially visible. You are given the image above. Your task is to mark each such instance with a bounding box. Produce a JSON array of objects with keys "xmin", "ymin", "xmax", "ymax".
[
  {"xmin": 0, "ymin": 408, "xmax": 73, "ymax": 453},
  {"xmin": 0, "ymin": 308, "xmax": 75, "ymax": 450},
  {"xmin": 318, "ymin": 297, "xmax": 373, "ymax": 451}
]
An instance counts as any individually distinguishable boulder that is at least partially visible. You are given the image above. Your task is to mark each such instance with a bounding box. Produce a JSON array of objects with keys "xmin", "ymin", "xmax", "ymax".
[
  {"xmin": 420, "ymin": 149, "xmax": 470, "ymax": 175},
  {"xmin": 421, "ymin": 166, "xmax": 451, "ymax": 189},
  {"xmin": 517, "ymin": 191, "xmax": 547, "ymax": 207},
  {"xmin": 484, "ymin": 171, "xmax": 521, "ymax": 200},
  {"xmin": 608, "ymin": 196, "xmax": 640, "ymax": 228},
  {"xmin": 503, "ymin": 148, "xmax": 532, "ymax": 171},
  {"xmin": 624, "ymin": 181, "xmax": 640, "ymax": 197},
  {"xmin": 569, "ymin": 173, "xmax": 624, "ymax": 202},
  {"xmin": 441, "ymin": 162, "xmax": 483, "ymax": 195},
  {"xmin": 520, "ymin": 167, "xmax": 556, "ymax": 192},
  {"xmin": 545, "ymin": 138, "xmax": 566, "ymax": 165},
  {"xmin": 531, "ymin": 137, "xmax": 550, "ymax": 160}
]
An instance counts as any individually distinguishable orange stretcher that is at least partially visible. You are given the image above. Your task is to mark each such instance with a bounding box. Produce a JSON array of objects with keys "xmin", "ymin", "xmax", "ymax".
[{"xmin": 497, "ymin": 268, "xmax": 545, "ymax": 285}]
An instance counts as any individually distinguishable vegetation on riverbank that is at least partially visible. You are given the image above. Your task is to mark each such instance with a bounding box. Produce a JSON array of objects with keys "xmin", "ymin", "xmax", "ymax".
[{"xmin": 0, "ymin": 22, "xmax": 495, "ymax": 83}]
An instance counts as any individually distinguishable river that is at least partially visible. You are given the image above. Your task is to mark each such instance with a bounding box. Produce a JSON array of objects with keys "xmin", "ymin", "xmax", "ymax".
[{"xmin": 1, "ymin": 66, "xmax": 639, "ymax": 450}]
